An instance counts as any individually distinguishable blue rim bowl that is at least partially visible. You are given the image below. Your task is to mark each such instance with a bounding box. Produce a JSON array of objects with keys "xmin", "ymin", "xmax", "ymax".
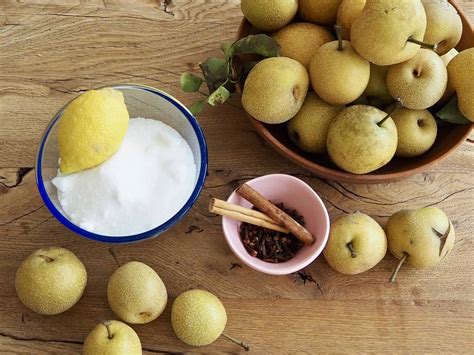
[{"xmin": 35, "ymin": 84, "xmax": 208, "ymax": 243}]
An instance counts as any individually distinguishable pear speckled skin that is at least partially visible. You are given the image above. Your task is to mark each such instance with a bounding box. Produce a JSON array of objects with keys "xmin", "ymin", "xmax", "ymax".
[
  {"xmin": 15, "ymin": 247, "xmax": 87, "ymax": 315},
  {"xmin": 336, "ymin": 0, "xmax": 366, "ymax": 40},
  {"xmin": 242, "ymin": 57, "xmax": 309, "ymax": 124},
  {"xmin": 298, "ymin": 0, "xmax": 343, "ymax": 25},
  {"xmin": 287, "ymin": 93, "xmax": 344, "ymax": 154},
  {"xmin": 447, "ymin": 48, "xmax": 474, "ymax": 122},
  {"xmin": 421, "ymin": 0, "xmax": 462, "ymax": 55},
  {"xmin": 83, "ymin": 320, "xmax": 142, "ymax": 355},
  {"xmin": 309, "ymin": 40, "xmax": 370, "ymax": 105},
  {"xmin": 390, "ymin": 107, "xmax": 437, "ymax": 157},
  {"xmin": 351, "ymin": 0, "xmax": 427, "ymax": 66},
  {"xmin": 272, "ymin": 23, "xmax": 334, "ymax": 69},
  {"xmin": 436, "ymin": 48, "xmax": 458, "ymax": 107},
  {"xmin": 107, "ymin": 261, "xmax": 167, "ymax": 324},
  {"xmin": 171, "ymin": 290, "xmax": 227, "ymax": 347},
  {"xmin": 386, "ymin": 208, "xmax": 455, "ymax": 269},
  {"xmin": 241, "ymin": 0, "xmax": 297, "ymax": 32},
  {"xmin": 362, "ymin": 63, "xmax": 393, "ymax": 107},
  {"xmin": 323, "ymin": 212, "xmax": 387, "ymax": 274},
  {"xmin": 387, "ymin": 49, "xmax": 448, "ymax": 110},
  {"xmin": 327, "ymin": 105, "xmax": 398, "ymax": 174}
]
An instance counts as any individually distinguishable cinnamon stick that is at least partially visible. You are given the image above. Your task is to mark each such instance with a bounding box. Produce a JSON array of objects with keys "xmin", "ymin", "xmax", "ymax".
[
  {"xmin": 236, "ymin": 184, "xmax": 315, "ymax": 245},
  {"xmin": 209, "ymin": 198, "xmax": 289, "ymax": 233}
]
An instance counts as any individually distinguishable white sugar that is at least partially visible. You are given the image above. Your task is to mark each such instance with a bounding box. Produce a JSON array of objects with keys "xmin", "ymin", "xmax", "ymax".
[{"xmin": 52, "ymin": 117, "xmax": 196, "ymax": 236}]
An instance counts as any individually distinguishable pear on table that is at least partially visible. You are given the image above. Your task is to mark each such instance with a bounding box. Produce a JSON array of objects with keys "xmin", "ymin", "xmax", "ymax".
[
  {"xmin": 171, "ymin": 289, "xmax": 250, "ymax": 351},
  {"xmin": 107, "ymin": 261, "xmax": 167, "ymax": 324},
  {"xmin": 323, "ymin": 212, "xmax": 387, "ymax": 275},
  {"xmin": 386, "ymin": 207, "xmax": 455, "ymax": 283},
  {"xmin": 15, "ymin": 247, "xmax": 87, "ymax": 315},
  {"xmin": 83, "ymin": 320, "xmax": 142, "ymax": 355}
]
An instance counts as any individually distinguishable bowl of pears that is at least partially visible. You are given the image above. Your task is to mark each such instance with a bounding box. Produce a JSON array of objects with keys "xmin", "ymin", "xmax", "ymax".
[{"xmin": 235, "ymin": 0, "xmax": 473, "ymax": 183}]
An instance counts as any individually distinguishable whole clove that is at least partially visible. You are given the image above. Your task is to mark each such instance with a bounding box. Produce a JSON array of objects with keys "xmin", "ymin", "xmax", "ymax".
[{"xmin": 239, "ymin": 203, "xmax": 305, "ymax": 263}]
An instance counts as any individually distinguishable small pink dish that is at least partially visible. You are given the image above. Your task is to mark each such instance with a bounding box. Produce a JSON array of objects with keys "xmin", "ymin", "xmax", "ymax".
[{"xmin": 222, "ymin": 174, "xmax": 330, "ymax": 275}]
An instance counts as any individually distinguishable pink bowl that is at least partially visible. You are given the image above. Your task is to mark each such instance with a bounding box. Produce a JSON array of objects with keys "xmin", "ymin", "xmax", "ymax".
[{"xmin": 222, "ymin": 174, "xmax": 330, "ymax": 275}]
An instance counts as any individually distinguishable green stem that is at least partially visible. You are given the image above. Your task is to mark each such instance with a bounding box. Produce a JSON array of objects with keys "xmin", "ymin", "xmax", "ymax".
[
  {"xmin": 389, "ymin": 252, "xmax": 408, "ymax": 283},
  {"xmin": 378, "ymin": 97, "xmax": 403, "ymax": 127},
  {"xmin": 222, "ymin": 333, "xmax": 250, "ymax": 352},
  {"xmin": 346, "ymin": 242, "xmax": 357, "ymax": 258},
  {"xmin": 334, "ymin": 25, "xmax": 343, "ymax": 51},
  {"xmin": 102, "ymin": 321, "xmax": 113, "ymax": 339},
  {"xmin": 407, "ymin": 37, "xmax": 438, "ymax": 52}
]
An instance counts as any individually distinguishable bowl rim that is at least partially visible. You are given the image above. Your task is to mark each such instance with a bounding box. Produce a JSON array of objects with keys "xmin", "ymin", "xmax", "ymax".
[
  {"xmin": 221, "ymin": 174, "xmax": 330, "ymax": 275},
  {"xmin": 35, "ymin": 83, "xmax": 208, "ymax": 244},
  {"xmin": 235, "ymin": 12, "xmax": 473, "ymax": 184}
]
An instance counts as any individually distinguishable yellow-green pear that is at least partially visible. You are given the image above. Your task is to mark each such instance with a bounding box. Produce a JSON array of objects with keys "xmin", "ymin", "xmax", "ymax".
[
  {"xmin": 390, "ymin": 107, "xmax": 437, "ymax": 157},
  {"xmin": 241, "ymin": 0, "xmax": 297, "ymax": 32},
  {"xmin": 361, "ymin": 63, "xmax": 393, "ymax": 108},
  {"xmin": 107, "ymin": 261, "xmax": 167, "ymax": 324},
  {"xmin": 287, "ymin": 93, "xmax": 344, "ymax": 154},
  {"xmin": 436, "ymin": 48, "xmax": 459, "ymax": 107},
  {"xmin": 351, "ymin": 0, "xmax": 427, "ymax": 65},
  {"xmin": 309, "ymin": 32, "xmax": 370, "ymax": 105},
  {"xmin": 298, "ymin": 0, "xmax": 342, "ymax": 25},
  {"xmin": 387, "ymin": 49, "xmax": 447, "ymax": 109},
  {"xmin": 242, "ymin": 57, "xmax": 309, "ymax": 124},
  {"xmin": 421, "ymin": 0, "xmax": 462, "ymax": 55},
  {"xmin": 171, "ymin": 289, "xmax": 250, "ymax": 350},
  {"xmin": 83, "ymin": 320, "xmax": 142, "ymax": 355},
  {"xmin": 272, "ymin": 23, "xmax": 334, "ymax": 69},
  {"xmin": 387, "ymin": 207, "xmax": 455, "ymax": 283},
  {"xmin": 336, "ymin": 0, "xmax": 366, "ymax": 40},
  {"xmin": 15, "ymin": 247, "xmax": 87, "ymax": 315},
  {"xmin": 324, "ymin": 212, "xmax": 387, "ymax": 274},
  {"xmin": 447, "ymin": 48, "xmax": 474, "ymax": 121},
  {"xmin": 327, "ymin": 105, "xmax": 398, "ymax": 174}
]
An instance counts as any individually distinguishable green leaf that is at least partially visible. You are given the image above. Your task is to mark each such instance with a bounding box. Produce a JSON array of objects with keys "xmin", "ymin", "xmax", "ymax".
[
  {"xmin": 435, "ymin": 96, "xmax": 471, "ymax": 125},
  {"xmin": 221, "ymin": 42, "xmax": 234, "ymax": 62},
  {"xmin": 199, "ymin": 58, "xmax": 229, "ymax": 93},
  {"xmin": 188, "ymin": 100, "xmax": 204, "ymax": 116},
  {"xmin": 208, "ymin": 85, "xmax": 230, "ymax": 106},
  {"xmin": 180, "ymin": 73, "xmax": 203, "ymax": 92},
  {"xmin": 231, "ymin": 34, "xmax": 280, "ymax": 57}
]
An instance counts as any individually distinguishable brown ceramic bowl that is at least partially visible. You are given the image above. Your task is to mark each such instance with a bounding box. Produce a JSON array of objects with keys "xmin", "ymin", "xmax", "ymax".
[{"xmin": 236, "ymin": 0, "xmax": 473, "ymax": 183}]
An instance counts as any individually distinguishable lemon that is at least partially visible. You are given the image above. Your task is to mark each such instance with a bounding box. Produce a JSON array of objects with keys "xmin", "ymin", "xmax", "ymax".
[{"xmin": 58, "ymin": 88, "xmax": 129, "ymax": 174}]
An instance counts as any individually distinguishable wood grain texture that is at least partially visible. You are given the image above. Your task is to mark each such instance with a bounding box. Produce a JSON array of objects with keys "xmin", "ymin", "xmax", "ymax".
[{"xmin": 0, "ymin": 0, "xmax": 473, "ymax": 353}]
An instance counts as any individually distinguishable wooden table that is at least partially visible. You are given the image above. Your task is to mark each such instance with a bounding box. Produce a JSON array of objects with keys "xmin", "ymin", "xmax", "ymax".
[{"xmin": 1, "ymin": 1, "xmax": 473, "ymax": 353}]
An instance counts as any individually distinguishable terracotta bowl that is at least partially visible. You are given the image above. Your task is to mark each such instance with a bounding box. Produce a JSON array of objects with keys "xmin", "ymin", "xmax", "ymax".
[{"xmin": 236, "ymin": 0, "xmax": 473, "ymax": 183}]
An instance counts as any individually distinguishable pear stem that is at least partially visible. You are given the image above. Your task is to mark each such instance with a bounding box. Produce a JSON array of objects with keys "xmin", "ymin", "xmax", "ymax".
[
  {"xmin": 389, "ymin": 252, "xmax": 408, "ymax": 283},
  {"xmin": 377, "ymin": 97, "xmax": 403, "ymax": 127},
  {"xmin": 346, "ymin": 242, "xmax": 356, "ymax": 258},
  {"xmin": 102, "ymin": 321, "xmax": 114, "ymax": 339},
  {"xmin": 108, "ymin": 247, "xmax": 121, "ymax": 267},
  {"xmin": 407, "ymin": 37, "xmax": 438, "ymax": 52},
  {"xmin": 222, "ymin": 332, "xmax": 250, "ymax": 352},
  {"xmin": 334, "ymin": 25, "xmax": 343, "ymax": 51},
  {"xmin": 38, "ymin": 255, "xmax": 54, "ymax": 262}
]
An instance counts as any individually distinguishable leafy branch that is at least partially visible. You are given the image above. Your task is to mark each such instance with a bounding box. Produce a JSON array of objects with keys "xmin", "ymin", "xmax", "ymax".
[{"xmin": 180, "ymin": 34, "xmax": 280, "ymax": 115}]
